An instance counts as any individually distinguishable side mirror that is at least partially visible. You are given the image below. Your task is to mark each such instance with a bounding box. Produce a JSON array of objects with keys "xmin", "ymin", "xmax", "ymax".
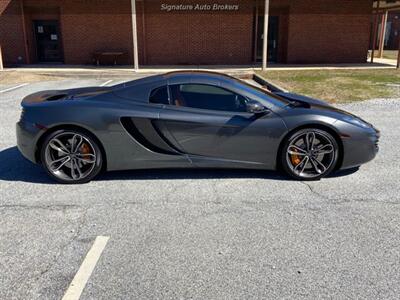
[{"xmin": 246, "ymin": 100, "xmax": 268, "ymax": 114}]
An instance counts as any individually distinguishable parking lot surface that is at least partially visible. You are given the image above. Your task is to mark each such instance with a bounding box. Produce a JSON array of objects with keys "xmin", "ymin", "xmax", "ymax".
[{"xmin": 1, "ymin": 78, "xmax": 400, "ymax": 299}]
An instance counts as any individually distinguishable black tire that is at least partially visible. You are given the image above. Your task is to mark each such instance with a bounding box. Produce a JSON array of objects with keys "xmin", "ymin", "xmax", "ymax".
[
  {"xmin": 281, "ymin": 128, "xmax": 339, "ymax": 181},
  {"xmin": 40, "ymin": 129, "xmax": 103, "ymax": 184}
]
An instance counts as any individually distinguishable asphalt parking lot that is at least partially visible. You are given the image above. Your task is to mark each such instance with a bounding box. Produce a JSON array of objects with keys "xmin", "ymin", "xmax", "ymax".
[{"xmin": 1, "ymin": 76, "xmax": 400, "ymax": 299}]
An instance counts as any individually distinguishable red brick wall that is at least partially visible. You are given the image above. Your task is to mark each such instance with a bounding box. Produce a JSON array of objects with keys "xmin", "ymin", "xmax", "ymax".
[
  {"xmin": 21, "ymin": 0, "xmax": 134, "ymax": 65},
  {"xmin": 286, "ymin": 0, "xmax": 372, "ymax": 63},
  {"xmin": 141, "ymin": 0, "xmax": 372, "ymax": 65},
  {"xmin": 0, "ymin": 0, "xmax": 26, "ymax": 64},
  {"xmin": 0, "ymin": 0, "xmax": 373, "ymax": 66},
  {"xmin": 60, "ymin": 0, "xmax": 133, "ymax": 64},
  {"xmin": 141, "ymin": 0, "xmax": 254, "ymax": 65}
]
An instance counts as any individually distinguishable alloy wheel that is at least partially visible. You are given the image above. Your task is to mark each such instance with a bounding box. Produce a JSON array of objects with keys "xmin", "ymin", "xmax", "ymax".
[
  {"xmin": 44, "ymin": 132, "xmax": 98, "ymax": 182},
  {"xmin": 285, "ymin": 130, "xmax": 337, "ymax": 179}
]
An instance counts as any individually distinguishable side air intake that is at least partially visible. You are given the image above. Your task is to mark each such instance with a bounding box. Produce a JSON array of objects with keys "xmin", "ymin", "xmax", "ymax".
[{"xmin": 120, "ymin": 117, "xmax": 181, "ymax": 155}]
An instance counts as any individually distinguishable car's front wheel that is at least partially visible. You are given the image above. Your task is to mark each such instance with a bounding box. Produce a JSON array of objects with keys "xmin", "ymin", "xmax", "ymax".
[
  {"xmin": 281, "ymin": 128, "xmax": 339, "ymax": 180},
  {"xmin": 41, "ymin": 130, "xmax": 103, "ymax": 184}
]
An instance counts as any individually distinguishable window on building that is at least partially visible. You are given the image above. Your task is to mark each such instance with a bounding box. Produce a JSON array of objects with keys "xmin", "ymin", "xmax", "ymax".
[
  {"xmin": 149, "ymin": 86, "xmax": 169, "ymax": 105},
  {"xmin": 170, "ymin": 84, "xmax": 248, "ymax": 112}
]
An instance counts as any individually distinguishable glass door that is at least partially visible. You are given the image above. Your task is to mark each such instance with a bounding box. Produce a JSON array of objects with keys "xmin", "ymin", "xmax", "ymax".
[
  {"xmin": 256, "ymin": 16, "xmax": 279, "ymax": 63},
  {"xmin": 34, "ymin": 20, "xmax": 63, "ymax": 63}
]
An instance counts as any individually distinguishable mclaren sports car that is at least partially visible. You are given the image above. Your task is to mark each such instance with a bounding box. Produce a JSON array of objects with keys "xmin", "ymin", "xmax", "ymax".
[{"xmin": 16, "ymin": 71, "xmax": 379, "ymax": 184}]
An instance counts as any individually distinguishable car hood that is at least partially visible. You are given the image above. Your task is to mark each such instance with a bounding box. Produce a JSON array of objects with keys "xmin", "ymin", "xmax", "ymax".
[
  {"xmin": 274, "ymin": 91, "xmax": 375, "ymax": 129},
  {"xmin": 275, "ymin": 91, "xmax": 355, "ymax": 114},
  {"xmin": 274, "ymin": 92, "xmax": 332, "ymax": 108}
]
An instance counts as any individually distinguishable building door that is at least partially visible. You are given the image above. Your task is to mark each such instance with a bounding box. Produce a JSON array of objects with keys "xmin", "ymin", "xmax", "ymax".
[
  {"xmin": 256, "ymin": 16, "xmax": 279, "ymax": 63},
  {"xmin": 33, "ymin": 20, "xmax": 63, "ymax": 63}
]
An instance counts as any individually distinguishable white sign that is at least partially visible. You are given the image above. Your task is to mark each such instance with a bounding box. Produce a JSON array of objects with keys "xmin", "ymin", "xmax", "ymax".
[{"xmin": 161, "ymin": 3, "xmax": 239, "ymax": 12}]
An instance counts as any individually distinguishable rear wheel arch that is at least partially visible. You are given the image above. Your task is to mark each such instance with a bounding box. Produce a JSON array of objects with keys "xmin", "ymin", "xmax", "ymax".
[
  {"xmin": 276, "ymin": 123, "xmax": 344, "ymax": 171},
  {"xmin": 35, "ymin": 124, "xmax": 107, "ymax": 171}
]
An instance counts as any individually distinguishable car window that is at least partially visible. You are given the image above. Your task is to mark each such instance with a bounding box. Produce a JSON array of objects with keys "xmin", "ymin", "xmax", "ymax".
[
  {"xmin": 149, "ymin": 86, "xmax": 169, "ymax": 105},
  {"xmin": 170, "ymin": 84, "xmax": 248, "ymax": 112}
]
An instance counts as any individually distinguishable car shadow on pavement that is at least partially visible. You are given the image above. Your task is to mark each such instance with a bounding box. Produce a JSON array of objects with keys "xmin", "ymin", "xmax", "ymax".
[
  {"xmin": 0, "ymin": 146, "xmax": 359, "ymax": 184},
  {"xmin": 0, "ymin": 147, "xmax": 54, "ymax": 184},
  {"xmin": 98, "ymin": 166, "xmax": 359, "ymax": 181},
  {"xmin": 98, "ymin": 168, "xmax": 289, "ymax": 181}
]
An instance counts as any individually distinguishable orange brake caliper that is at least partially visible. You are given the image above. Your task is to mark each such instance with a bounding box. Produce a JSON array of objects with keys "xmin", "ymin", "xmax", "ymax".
[
  {"xmin": 79, "ymin": 143, "xmax": 91, "ymax": 159},
  {"xmin": 290, "ymin": 149, "xmax": 302, "ymax": 166}
]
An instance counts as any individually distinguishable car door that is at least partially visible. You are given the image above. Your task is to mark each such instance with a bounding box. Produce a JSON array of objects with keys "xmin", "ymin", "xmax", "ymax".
[{"xmin": 158, "ymin": 83, "xmax": 287, "ymax": 167}]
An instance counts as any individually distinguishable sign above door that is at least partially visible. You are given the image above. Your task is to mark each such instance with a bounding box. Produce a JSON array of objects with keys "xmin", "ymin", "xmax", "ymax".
[{"xmin": 160, "ymin": 3, "xmax": 240, "ymax": 12}]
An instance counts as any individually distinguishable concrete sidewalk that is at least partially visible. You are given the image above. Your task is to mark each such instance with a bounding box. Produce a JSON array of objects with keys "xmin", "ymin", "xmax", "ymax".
[{"xmin": 0, "ymin": 59, "xmax": 398, "ymax": 77}]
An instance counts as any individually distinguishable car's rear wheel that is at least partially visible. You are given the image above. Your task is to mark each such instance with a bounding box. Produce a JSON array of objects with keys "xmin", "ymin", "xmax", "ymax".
[
  {"xmin": 41, "ymin": 130, "xmax": 103, "ymax": 184},
  {"xmin": 281, "ymin": 128, "xmax": 339, "ymax": 180}
]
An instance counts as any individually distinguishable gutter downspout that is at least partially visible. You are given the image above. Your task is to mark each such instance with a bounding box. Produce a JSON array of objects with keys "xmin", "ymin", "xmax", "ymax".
[
  {"xmin": 0, "ymin": 45, "xmax": 3, "ymax": 70},
  {"xmin": 20, "ymin": 0, "xmax": 30, "ymax": 64},
  {"xmin": 371, "ymin": 0, "xmax": 380, "ymax": 64},
  {"xmin": 397, "ymin": 37, "xmax": 400, "ymax": 69}
]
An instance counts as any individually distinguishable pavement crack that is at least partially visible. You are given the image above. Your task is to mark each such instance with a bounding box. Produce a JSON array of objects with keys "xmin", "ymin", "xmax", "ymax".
[
  {"xmin": 299, "ymin": 182, "xmax": 400, "ymax": 205},
  {"xmin": 211, "ymin": 179, "xmax": 222, "ymax": 204},
  {"xmin": 0, "ymin": 204, "xmax": 81, "ymax": 211},
  {"xmin": 33, "ymin": 205, "xmax": 89, "ymax": 286},
  {"xmin": 299, "ymin": 181, "xmax": 328, "ymax": 199}
]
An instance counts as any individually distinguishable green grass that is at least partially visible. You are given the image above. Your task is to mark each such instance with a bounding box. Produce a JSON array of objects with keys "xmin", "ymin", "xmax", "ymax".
[
  {"xmin": 256, "ymin": 69, "xmax": 400, "ymax": 103},
  {"xmin": 382, "ymin": 51, "xmax": 398, "ymax": 60},
  {"xmin": 375, "ymin": 50, "xmax": 398, "ymax": 60}
]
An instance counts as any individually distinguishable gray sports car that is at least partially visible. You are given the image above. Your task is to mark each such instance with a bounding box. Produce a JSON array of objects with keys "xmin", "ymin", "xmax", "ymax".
[{"xmin": 17, "ymin": 71, "xmax": 379, "ymax": 184}]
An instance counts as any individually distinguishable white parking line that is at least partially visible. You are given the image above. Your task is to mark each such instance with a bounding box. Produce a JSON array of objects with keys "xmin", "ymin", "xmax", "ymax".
[
  {"xmin": 0, "ymin": 83, "xmax": 29, "ymax": 94},
  {"xmin": 62, "ymin": 236, "xmax": 110, "ymax": 300},
  {"xmin": 100, "ymin": 80, "xmax": 113, "ymax": 87}
]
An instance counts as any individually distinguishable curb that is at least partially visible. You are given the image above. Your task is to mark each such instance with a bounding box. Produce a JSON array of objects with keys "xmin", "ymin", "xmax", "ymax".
[{"xmin": 1, "ymin": 69, "xmax": 255, "ymax": 80}]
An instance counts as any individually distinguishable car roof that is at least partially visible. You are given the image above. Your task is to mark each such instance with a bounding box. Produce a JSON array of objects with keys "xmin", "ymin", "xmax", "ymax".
[
  {"xmin": 163, "ymin": 70, "xmax": 211, "ymax": 77},
  {"xmin": 163, "ymin": 70, "xmax": 243, "ymax": 86},
  {"xmin": 162, "ymin": 70, "xmax": 237, "ymax": 81},
  {"xmin": 115, "ymin": 71, "xmax": 239, "ymax": 89}
]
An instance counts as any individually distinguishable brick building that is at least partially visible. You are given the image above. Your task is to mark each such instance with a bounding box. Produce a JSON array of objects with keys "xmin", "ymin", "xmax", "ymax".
[{"xmin": 0, "ymin": 0, "xmax": 373, "ymax": 67}]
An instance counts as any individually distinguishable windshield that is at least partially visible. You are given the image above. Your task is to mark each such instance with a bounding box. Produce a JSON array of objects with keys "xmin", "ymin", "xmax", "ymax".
[{"xmin": 230, "ymin": 77, "xmax": 291, "ymax": 107}]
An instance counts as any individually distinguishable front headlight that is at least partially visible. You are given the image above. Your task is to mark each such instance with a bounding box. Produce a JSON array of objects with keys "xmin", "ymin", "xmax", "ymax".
[{"xmin": 342, "ymin": 115, "xmax": 371, "ymax": 129}]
